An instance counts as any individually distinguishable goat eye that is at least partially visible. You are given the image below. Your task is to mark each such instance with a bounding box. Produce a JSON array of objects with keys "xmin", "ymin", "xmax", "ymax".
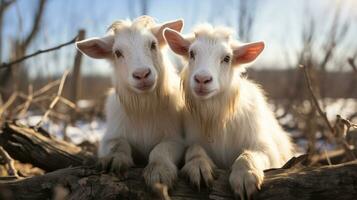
[
  {"xmin": 150, "ymin": 41, "xmax": 157, "ymax": 50},
  {"xmin": 189, "ymin": 51, "xmax": 195, "ymax": 60},
  {"xmin": 223, "ymin": 55, "xmax": 231, "ymax": 63},
  {"xmin": 114, "ymin": 50, "xmax": 123, "ymax": 58}
]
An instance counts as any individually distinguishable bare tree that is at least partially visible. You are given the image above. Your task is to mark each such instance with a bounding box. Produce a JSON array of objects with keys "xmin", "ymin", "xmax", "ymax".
[
  {"xmin": 288, "ymin": 2, "xmax": 353, "ymax": 155},
  {"xmin": 236, "ymin": 0, "xmax": 258, "ymax": 42},
  {"xmin": 0, "ymin": 0, "xmax": 47, "ymax": 98},
  {"xmin": 207, "ymin": 0, "xmax": 259, "ymax": 42},
  {"xmin": 127, "ymin": 0, "xmax": 150, "ymax": 18},
  {"xmin": 0, "ymin": 0, "xmax": 16, "ymax": 63}
]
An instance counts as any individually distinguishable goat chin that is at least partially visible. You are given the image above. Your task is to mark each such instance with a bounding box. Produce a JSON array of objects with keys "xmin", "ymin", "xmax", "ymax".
[
  {"xmin": 78, "ymin": 16, "xmax": 187, "ymax": 190},
  {"xmin": 183, "ymin": 77, "xmax": 294, "ymax": 169},
  {"xmin": 99, "ymin": 66, "xmax": 183, "ymax": 162}
]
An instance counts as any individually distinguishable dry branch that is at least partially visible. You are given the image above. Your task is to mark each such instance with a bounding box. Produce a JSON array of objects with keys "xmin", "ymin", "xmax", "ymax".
[
  {"xmin": 0, "ymin": 92, "xmax": 17, "ymax": 119},
  {"xmin": 1, "ymin": 123, "xmax": 357, "ymax": 199},
  {"xmin": 35, "ymin": 70, "xmax": 70, "ymax": 128},
  {"xmin": 299, "ymin": 65, "xmax": 334, "ymax": 134},
  {"xmin": 0, "ymin": 122, "xmax": 95, "ymax": 172},
  {"xmin": 0, "ymin": 146, "xmax": 17, "ymax": 177},
  {"xmin": 0, "ymin": 0, "xmax": 16, "ymax": 60},
  {"xmin": 0, "ymin": 0, "xmax": 16, "ymax": 12},
  {"xmin": 1, "ymin": 76, "xmax": 74, "ymax": 122},
  {"xmin": 22, "ymin": 0, "xmax": 47, "ymax": 49},
  {"xmin": 348, "ymin": 57, "xmax": 357, "ymax": 73},
  {"xmin": 68, "ymin": 29, "xmax": 85, "ymax": 108},
  {"xmin": 0, "ymin": 34, "xmax": 79, "ymax": 70},
  {"xmin": 300, "ymin": 64, "xmax": 356, "ymax": 159},
  {"xmin": 310, "ymin": 148, "xmax": 357, "ymax": 166},
  {"xmin": 1, "ymin": 156, "xmax": 357, "ymax": 200}
]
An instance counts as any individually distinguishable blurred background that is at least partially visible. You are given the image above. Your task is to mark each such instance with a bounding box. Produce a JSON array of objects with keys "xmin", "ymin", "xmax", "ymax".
[{"xmin": 0, "ymin": 0, "xmax": 356, "ymax": 156}]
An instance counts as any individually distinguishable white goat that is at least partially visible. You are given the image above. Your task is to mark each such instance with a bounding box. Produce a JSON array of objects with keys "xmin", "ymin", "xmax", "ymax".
[
  {"xmin": 76, "ymin": 16, "xmax": 185, "ymax": 189},
  {"xmin": 164, "ymin": 24, "xmax": 293, "ymax": 199}
]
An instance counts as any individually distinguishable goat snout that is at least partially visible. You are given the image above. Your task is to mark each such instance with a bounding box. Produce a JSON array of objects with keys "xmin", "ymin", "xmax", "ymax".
[
  {"xmin": 132, "ymin": 68, "xmax": 151, "ymax": 80},
  {"xmin": 194, "ymin": 74, "xmax": 213, "ymax": 85}
]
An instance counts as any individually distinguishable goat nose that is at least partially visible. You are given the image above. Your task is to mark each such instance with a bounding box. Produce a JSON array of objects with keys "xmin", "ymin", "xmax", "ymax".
[
  {"xmin": 194, "ymin": 74, "xmax": 213, "ymax": 84},
  {"xmin": 132, "ymin": 68, "xmax": 151, "ymax": 80}
]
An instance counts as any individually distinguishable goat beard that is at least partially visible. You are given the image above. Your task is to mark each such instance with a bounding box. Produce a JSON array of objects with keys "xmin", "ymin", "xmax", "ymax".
[
  {"xmin": 182, "ymin": 78, "xmax": 239, "ymax": 141},
  {"xmin": 115, "ymin": 65, "xmax": 172, "ymax": 118},
  {"xmin": 114, "ymin": 54, "xmax": 175, "ymax": 117},
  {"xmin": 115, "ymin": 84, "xmax": 171, "ymax": 116}
]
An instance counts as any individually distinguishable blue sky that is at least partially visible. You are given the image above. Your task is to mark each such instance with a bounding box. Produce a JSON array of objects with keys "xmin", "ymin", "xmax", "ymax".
[{"xmin": 2, "ymin": 0, "xmax": 357, "ymax": 77}]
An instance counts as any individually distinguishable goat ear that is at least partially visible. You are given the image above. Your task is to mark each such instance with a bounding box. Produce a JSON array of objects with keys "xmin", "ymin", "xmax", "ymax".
[
  {"xmin": 164, "ymin": 28, "xmax": 190, "ymax": 56},
  {"xmin": 152, "ymin": 19, "xmax": 184, "ymax": 46},
  {"xmin": 232, "ymin": 42, "xmax": 265, "ymax": 65},
  {"xmin": 75, "ymin": 35, "xmax": 114, "ymax": 59}
]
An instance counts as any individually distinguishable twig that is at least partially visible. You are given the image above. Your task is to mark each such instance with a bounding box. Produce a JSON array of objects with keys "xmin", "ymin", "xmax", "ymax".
[
  {"xmin": 0, "ymin": 34, "xmax": 79, "ymax": 70},
  {"xmin": 323, "ymin": 148, "xmax": 332, "ymax": 166},
  {"xmin": 12, "ymin": 79, "xmax": 62, "ymax": 116},
  {"xmin": 35, "ymin": 70, "xmax": 70, "ymax": 128},
  {"xmin": 13, "ymin": 92, "xmax": 76, "ymax": 122},
  {"xmin": 0, "ymin": 146, "xmax": 18, "ymax": 177},
  {"xmin": 299, "ymin": 65, "xmax": 334, "ymax": 134},
  {"xmin": 59, "ymin": 96, "xmax": 77, "ymax": 110},
  {"xmin": 18, "ymin": 85, "xmax": 33, "ymax": 117},
  {"xmin": 12, "ymin": 79, "xmax": 62, "ymax": 115},
  {"xmin": 300, "ymin": 64, "xmax": 356, "ymax": 159},
  {"xmin": 13, "ymin": 94, "xmax": 52, "ymax": 114},
  {"xmin": 31, "ymin": 102, "xmax": 71, "ymax": 122},
  {"xmin": 0, "ymin": 92, "xmax": 17, "ymax": 118},
  {"xmin": 337, "ymin": 114, "xmax": 357, "ymax": 131},
  {"xmin": 33, "ymin": 79, "xmax": 61, "ymax": 97},
  {"xmin": 347, "ymin": 57, "xmax": 357, "ymax": 73},
  {"xmin": 22, "ymin": 0, "xmax": 47, "ymax": 49},
  {"xmin": 0, "ymin": 0, "xmax": 16, "ymax": 11}
]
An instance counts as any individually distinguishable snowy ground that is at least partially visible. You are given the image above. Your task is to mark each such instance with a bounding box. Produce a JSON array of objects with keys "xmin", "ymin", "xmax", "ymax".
[
  {"xmin": 17, "ymin": 98, "xmax": 356, "ymax": 153},
  {"xmin": 18, "ymin": 115, "xmax": 105, "ymax": 145},
  {"xmin": 275, "ymin": 98, "xmax": 357, "ymax": 153}
]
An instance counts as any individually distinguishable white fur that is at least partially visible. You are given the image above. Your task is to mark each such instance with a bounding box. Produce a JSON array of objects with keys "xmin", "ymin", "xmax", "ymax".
[
  {"xmin": 76, "ymin": 16, "xmax": 185, "ymax": 189},
  {"xmin": 183, "ymin": 78, "xmax": 293, "ymax": 168},
  {"xmin": 164, "ymin": 24, "xmax": 293, "ymax": 199}
]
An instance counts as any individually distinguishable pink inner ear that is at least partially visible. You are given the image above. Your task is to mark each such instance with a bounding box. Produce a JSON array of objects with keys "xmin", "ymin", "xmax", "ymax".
[
  {"xmin": 167, "ymin": 20, "xmax": 183, "ymax": 32},
  {"xmin": 164, "ymin": 29, "xmax": 190, "ymax": 56},
  {"xmin": 89, "ymin": 44, "xmax": 112, "ymax": 57},
  {"xmin": 174, "ymin": 45, "xmax": 189, "ymax": 55},
  {"xmin": 77, "ymin": 41, "xmax": 112, "ymax": 59},
  {"xmin": 234, "ymin": 42, "xmax": 264, "ymax": 64},
  {"xmin": 241, "ymin": 48, "xmax": 262, "ymax": 60},
  {"xmin": 155, "ymin": 20, "xmax": 183, "ymax": 46}
]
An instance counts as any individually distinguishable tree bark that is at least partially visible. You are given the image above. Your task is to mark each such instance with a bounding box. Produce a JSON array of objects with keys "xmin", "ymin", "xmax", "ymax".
[
  {"xmin": 0, "ymin": 159, "xmax": 357, "ymax": 200},
  {"xmin": 1, "ymin": 122, "xmax": 357, "ymax": 200},
  {"xmin": 68, "ymin": 29, "xmax": 85, "ymax": 107},
  {"xmin": 0, "ymin": 122, "xmax": 95, "ymax": 172}
]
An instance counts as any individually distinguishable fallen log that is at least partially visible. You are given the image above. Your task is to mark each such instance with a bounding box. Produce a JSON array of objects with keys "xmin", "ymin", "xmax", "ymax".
[
  {"xmin": 1, "ymin": 158, "xmax": 357, "ymax": 200},
  {"xmin": 1, "ymin": 122, "xmax": 357, "ymax": 199},
  {"xmin": 310, "ymin": 148, "xmax": 357, "ymax": 166},
  {"xmin": 0, "ymin": 122, "xmax": 95, "ymax": 172},
  {"xmin": 0, "ymin": 121, "xmax": 351, "ymax": 171}
]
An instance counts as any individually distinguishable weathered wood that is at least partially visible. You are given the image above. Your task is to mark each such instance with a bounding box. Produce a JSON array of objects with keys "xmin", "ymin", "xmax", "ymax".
[
  {"xmin": 1, "ymin": 159, "xmax": 357, "ymax": 200},
  {"xmin": 0, "ymin": 121, "xmax": 351, "ymax": 169},
  {"xmin": 310, "ymin": 148, "xmax": 357, "ymax": 166},
  {"xmin": 1, "ymin": 122, "xmax": 357, "ymax": 199},
  {"xmin": 67, "ymin": 29, "xmax": 85, "ymax": 124},
  {"xmin": 0, "ymin": 122, "xmax": 95, "ymax": 172}
]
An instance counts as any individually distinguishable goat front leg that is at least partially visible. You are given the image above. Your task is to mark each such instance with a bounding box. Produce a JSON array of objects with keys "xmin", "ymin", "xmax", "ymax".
[
  {"xmin": 181, "ymin": 144, "xmax": 216, "ymax": 190},
  {"xmin": 229, "ymin": 150, "xmax": 270, "ymax": 200},
  {"xmin": 143, "ymin": 139, "xmax": 184, "ymax": 190},
  {"xmin": 98, "ymin": 138, "xmax": 134, "ymax": 175}
]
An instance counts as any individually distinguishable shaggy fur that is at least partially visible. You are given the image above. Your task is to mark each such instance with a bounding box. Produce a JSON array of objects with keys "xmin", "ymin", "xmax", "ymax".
[
  {"xmin": 164, "ymin": 24, "xmax": 294, "ymax": 199},
  {"xmin": 76, "ymin": 16, "xmax": 185, "ymax": 189}
]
